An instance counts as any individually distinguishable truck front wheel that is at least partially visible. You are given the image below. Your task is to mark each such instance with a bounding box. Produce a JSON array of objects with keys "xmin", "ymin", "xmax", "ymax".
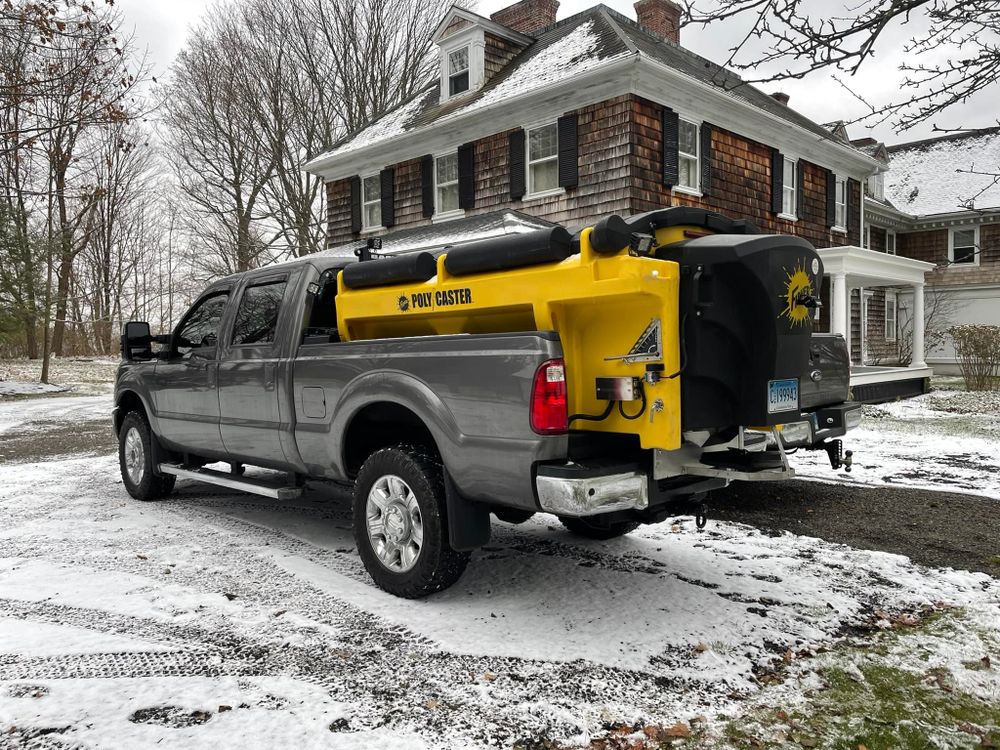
[
  {"xmin": 559, "ymin": 515, "xmax": 640, "ymax": 540},
  {"xmin": 353, "ymin": 445, "xmax": 470, "ymax": 598},
  {"xmin": 118, "ymin": 412, "xmax": 175, "ymax": 501}
]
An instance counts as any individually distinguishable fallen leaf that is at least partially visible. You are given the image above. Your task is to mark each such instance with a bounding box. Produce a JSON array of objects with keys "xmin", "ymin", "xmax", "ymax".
[
  {"xmin": 136, "ymin": 554, "xmax": 147, "ymax": 560},
  {"xmin": 424, "ymin": 699, "xmax": 439, "ymax": 710},
  {"xmin": 223, "ymin": 593, "xmax": 237, "ymax": 601},
  {"xmin": 482, "ymin": 672, "xmax": 497, "ymax": 682},
  {"xmin": 218, "ymin": 705, "xmax": 232, "ymax": 712},
  {"xmin": 859, "ymin": 744, "xmax": 869, "ymax": 750},
  {"xmin": 694, "ymin": 642, "xmax": 709, "ymax": 653},
  {"xmin": 664, "ymin": 721, "xmax": 691, "ymax": 738}
]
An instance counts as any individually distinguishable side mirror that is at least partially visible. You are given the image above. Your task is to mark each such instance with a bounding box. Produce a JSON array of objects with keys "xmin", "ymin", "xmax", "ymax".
[{"xmin": 121, "ymin": 321, "xmax": 153, "ymax": 361}]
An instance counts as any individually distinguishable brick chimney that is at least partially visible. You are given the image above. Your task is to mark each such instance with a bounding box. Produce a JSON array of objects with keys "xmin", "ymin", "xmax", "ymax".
[
  {"xmin": 490, "ymin": 0, "xmax": 559, "ymax": 35},
  {"xmin": 770, "ymin": 92, "xmax": 790, "ymax": 106},
  {"xmin": 634, "ymin": 0, "xmax": 682, "ymax": 44}
]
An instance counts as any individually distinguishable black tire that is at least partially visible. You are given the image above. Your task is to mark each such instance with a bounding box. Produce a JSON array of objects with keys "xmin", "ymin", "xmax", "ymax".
[
  {"xmin": 118, "ymin": 411, "xmax": 175, "ymax": 501},
  {"xmin": 559, "ymin": 515, "xmax": 640, "ymax": 540},
  {"xmin": 493, "ymin": 508, "xmax": 535, "ymax": 525},
  {"xmin": 353, "ymin": 445, "xmax": 470, "ymax": 598}
]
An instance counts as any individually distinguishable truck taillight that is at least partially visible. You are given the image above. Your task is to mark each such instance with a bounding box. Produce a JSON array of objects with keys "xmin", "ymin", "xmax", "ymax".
[{"xmin": 530, "ymin": 359, "xmax": 568, "ymax": 435}]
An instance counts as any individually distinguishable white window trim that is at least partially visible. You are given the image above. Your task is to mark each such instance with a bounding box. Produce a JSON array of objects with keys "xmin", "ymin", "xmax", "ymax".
[
  {"xmin": 885, "ymin": 290, "xmax": 897, "ymax": 342},
  {"xmin": 780, "ymin": 156, "xmax": 798, "ymax": 220},
  {"xmin": 432, "ymin": 151, "xmax": 463, "ymax": 221},
  {"xmin": 886, "ymin": 229, "xmax": 896, "ymax": 255},
  {"xmin": 948, "ymin": 225, "xmax": 980, "ymax": 266},
  {"xmin": 438, "ymin": 27, "xmax": 485, "ymax": 101},
  {"xmin": 863, "ymin": 223, "xmax": 871, "ymax": 249},
  {"xmin": 675, "ymin": 116, "xmax": 701, "ymax": 195},
  {"xmin": 831, "ymin": 174, "xmax": 847, "ymax": 233},
  {"xmin": 447, "ymin": 45, "xmax": 470, "ymax": 97},
  {"xmin": 360, "ymin": 173, "xmax": 383, "ymax": 232},
  {"xmin": 524, "ymin": 121, "xmax": 562, "ymax": 200}
]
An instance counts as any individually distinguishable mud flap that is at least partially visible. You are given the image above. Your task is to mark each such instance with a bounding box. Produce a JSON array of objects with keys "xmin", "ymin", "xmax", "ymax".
[{"xmin": 444, "ymin": 469, "xmax": 491, "ymax": 551}]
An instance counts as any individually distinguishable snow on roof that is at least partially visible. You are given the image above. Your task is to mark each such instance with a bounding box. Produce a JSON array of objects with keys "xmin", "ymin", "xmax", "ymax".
[
  {"xmin": 318, "ymin": 18, "xmax": 628, "ymax": 162},
  {"xmin": 318, "ymin": 210, "xmax": 555, "ymax": 258},
  {"xmin": 885, "ymin": 129, "xmax": 1000, "ymax": 216}
]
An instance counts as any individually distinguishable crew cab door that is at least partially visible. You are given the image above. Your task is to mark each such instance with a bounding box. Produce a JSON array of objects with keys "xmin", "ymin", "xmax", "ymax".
[
  {"xmin": 217, "ymin": 272, "xmax": 291, "ymax": 469},
  {"xmin": 150, "ymin": 289, "xmax": 230, "ymax": 455}
]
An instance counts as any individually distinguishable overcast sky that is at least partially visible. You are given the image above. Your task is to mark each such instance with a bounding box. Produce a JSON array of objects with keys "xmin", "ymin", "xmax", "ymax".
[{"xmin": 116, "ymin": 0, "xmax": 996, "ymax": 146}]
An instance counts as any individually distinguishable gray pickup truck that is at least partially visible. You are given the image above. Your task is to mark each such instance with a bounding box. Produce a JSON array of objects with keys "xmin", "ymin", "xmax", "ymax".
[{"xmin": 114, "ymin": 208, "xmax": 860, "ymax": 598}]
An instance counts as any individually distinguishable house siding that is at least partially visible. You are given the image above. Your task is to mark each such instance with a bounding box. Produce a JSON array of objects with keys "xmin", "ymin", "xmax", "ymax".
[
  {"xmin": 897, "ymin": 222, "xmax": 1000, "ymax": 286},
  {"xmin": 628, "ymin": 96, "xmax": 861, "ymax": 249},
  {"xmin": 484, "ymin": 33, "xmax": 523, "ymax": 79},
  {"xmin": 324, "ymin": 93, "xmax": 863, "ymax": 250}
]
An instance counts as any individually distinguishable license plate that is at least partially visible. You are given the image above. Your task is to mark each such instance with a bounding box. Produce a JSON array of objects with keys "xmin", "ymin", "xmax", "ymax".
[{"xmin": 767, "ymin": 378, "xmax": 799, "ymax": 414}]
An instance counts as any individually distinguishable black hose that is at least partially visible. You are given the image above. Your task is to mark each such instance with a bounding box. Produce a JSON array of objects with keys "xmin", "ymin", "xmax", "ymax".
[
  {"xmin": 664, "ymin": 313, "xmax": 688, "ymax": 380},
  {"xmin": 618, "ymin": 381, "xmax": 647, "ymax": 420},
  {"xmin": 568, "ymin": 399, "xmax": 616, "ymax": 424}
]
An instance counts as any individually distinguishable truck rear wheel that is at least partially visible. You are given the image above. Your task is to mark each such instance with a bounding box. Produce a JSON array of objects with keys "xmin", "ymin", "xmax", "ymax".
[
  {"xmin": 559, "ymin": 515, "xmax": 640, "ymax": 540},
  {"xmin": 118, "ymin": 411, "xmax": 175, "ymax": 501},
  {"xmin": 353, "ymin": 445, "xmax": 470, "ymax": 598}
]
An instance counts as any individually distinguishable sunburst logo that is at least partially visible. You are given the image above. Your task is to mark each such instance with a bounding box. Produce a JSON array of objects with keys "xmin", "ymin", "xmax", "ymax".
[{"xmin": 779, "ymin": 260, "xmax": 814, "ymax": 327}]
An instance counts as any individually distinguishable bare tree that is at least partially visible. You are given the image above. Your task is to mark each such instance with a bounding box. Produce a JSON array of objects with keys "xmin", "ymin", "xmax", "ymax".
[{"xmin": 680, "ymin": 1, "xmax": 1000, "ymax": 133}]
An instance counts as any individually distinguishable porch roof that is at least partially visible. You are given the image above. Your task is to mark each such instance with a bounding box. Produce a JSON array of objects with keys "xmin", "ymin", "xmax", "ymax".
[{"xmin": 816, "ymin": 245, "xmax": 935, "ymax": 287}]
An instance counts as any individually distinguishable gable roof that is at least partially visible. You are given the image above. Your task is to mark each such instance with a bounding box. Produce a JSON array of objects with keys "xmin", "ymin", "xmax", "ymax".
[
  {"xmin": 305, "ymin": 4, "xmax": 877, "ymax": 178},
  {"xmin": 885, "ymin": 128, "xmax": 1000, "ymax": 216}
]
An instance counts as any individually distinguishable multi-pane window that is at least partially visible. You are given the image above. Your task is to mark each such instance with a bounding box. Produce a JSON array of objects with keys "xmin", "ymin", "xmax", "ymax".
[
  {"xmin": 886, "ymin": 230, "xmax": 896, "ymax": 255},
  {"xmin": 527, "ymin": 123, "xmax": 559, "ymax": 195},
  {"xmin": 448, "ymin": 47, "xmax": 469, "ymax": 96},
  {"xmin": 834, "ymin": 177, "xmax": 846, "ymax": 228},
  {"xmin": 866, "ymin": 172, "xmax": 884, "ymax": 200},
  {"xmin": 435, "ymin": 153, "xmax": 459, "ymax": 214},
  {"xmin": 885, "ymin": 291, "xmax": 897, "ymax": 342},
  {"xmin": 678, "ymin": 119, "xmax": 699, "ymax": 190},
  {"xmin": 362, "ymin": 175, "xmax": 381, "ymax": 229},
  {"xmin": 782, "ymin": 158, "xmax": 797, "ymax": 216},
  {"xmin": 232, "ymin": 280, "xmax": 287, "ymax": 345},
  {"xmin": 950, "ymin": 227, "xmax": 977, "ymax": 264}
]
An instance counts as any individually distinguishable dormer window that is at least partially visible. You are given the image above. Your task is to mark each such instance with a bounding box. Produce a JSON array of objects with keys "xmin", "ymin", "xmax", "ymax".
[
  {"xmin": 448, "ymin": 47, "xmax": 470, "ymax": 96},
  {"xmin": 432, "ymin": 7, "xmax": 531, "ymax": 102}
]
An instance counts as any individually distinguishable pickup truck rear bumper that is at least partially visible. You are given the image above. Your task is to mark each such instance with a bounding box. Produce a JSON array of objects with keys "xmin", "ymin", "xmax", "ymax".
[{"xmin": 535, "ymin": 463, "xmax": 649, "ymax": 517}]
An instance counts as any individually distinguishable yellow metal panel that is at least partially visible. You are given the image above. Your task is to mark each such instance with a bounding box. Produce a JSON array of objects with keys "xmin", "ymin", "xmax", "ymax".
[{"xmin": 336, "ymin": 227, "xmax": 686, "ymax": 450}]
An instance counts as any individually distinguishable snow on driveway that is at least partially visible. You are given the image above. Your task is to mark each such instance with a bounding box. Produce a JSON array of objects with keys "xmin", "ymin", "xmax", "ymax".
[
  {"xmin": 0, "ymin": 389, "xmax": 111, "ymax": 435},
  {"xmin": 791, "ymin": 390, "xmax": 1000, "ymax": 500},
  {"xmin": 2, "ymin": 451, "xmax": 997, "ymax": 749}
]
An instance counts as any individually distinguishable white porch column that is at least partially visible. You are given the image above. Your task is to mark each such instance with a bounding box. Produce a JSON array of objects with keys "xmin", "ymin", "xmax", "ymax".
[
  {"xmin": 911, "ymin": 282, "xmax": 926, "ymax": 368},
  {"xmin": 831, "ymin": 272, "xmax": 849, "ymax": 339}
]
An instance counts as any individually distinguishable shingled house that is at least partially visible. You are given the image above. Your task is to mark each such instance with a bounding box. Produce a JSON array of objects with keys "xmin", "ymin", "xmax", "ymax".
[
  {"xmin": 305, "ymin": 0, "xmax": 935, "ymax": 400},
  {"xmin": 859, "ymin": 128, "xmax": 1000, "ymax": 375}
]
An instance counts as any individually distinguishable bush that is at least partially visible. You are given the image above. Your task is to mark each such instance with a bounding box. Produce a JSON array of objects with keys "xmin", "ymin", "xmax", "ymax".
[{"xmin": 949, "ymin": 325, "xmax": 1000, "ymax": 391}]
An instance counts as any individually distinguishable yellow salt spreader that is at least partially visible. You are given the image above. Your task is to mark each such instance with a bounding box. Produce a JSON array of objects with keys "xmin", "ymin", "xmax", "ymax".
[{"xmin": 336, "ymin": 207, "xmax": 859, "ymax": 501}]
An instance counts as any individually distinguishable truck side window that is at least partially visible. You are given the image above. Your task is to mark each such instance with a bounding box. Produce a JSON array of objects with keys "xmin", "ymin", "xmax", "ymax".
[
  {"xmin": 232, "ymin": 280, "xmax": 287, "ymax": 346},
  {"xmin": 303, "ymin": 271, "xmax": 339, "ymax": 343},
  {"xmin": 176, "ymin": 293, "xmax": 229, "ymax": 356}
]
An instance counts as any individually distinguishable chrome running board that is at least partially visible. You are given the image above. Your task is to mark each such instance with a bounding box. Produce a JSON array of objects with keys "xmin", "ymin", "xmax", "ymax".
[{"xmin": 158, "ymin": 464, "xmax": 303, "ymax": 500}]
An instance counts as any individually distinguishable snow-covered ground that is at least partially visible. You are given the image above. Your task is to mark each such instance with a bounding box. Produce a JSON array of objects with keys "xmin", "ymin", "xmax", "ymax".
[
  {"xmin": 0, "ymin": 357, "xmax": 118, "ymax": 400},
  {"xmin": 1, "ymin": 389, "xmax": 998, "ymax": 747},
  {"xmin": 792, "ymin": 390, "xmax": 1000, "ymax": 500}
]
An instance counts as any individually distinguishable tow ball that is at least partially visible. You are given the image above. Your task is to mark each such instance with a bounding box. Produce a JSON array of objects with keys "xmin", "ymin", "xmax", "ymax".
[{"xmin": 824, "ymin": 439, "xmax": 854, "ymax": 472}]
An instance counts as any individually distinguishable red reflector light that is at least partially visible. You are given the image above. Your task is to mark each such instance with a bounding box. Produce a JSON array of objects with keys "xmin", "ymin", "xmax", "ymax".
[{"xmin": 530, "ymin": 359, "xmax": 568, "ymax": 435}]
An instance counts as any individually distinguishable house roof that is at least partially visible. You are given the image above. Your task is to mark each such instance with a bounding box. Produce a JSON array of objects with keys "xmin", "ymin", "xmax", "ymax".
[
  {"xmin": 306, "ymin": 4, "xmax": 864, "ymax": 172},
  {"xmin": 318, "ymin": 210, "xmax": 555, "ymax": 258},
  {"xmin": 884, "ymin": 128, "xmax": 1000, "ymax": 216}
]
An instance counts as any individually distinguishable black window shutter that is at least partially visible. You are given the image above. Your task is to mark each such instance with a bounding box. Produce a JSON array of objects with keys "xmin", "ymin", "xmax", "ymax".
[
  {"xmin": 458, "ymin": 142, "xmax": 475, "ymax": 210},
  {"xmin": 557, "ymin": 114, "xmax": 578, "ymax": 188},
  {"xmin": 796, "ymin": 159, "xmax": 805, "ymax": 216},
  {"xmin": 662, "ymin": 107, "xmax": 679, "ymax": 187},
  {"xmin": 826, "ymin": 169, "xmax": 837, "ymax": 227},
  {"xmin": 770, "ymin": 149, "xmax": 783, "ymax": 215},
  {"xmin": 421, "ymin": 155, "xmax": 434, "ymax": 218},
  {"xmin": 349, "ymin": 175, "xmax": 362, "ymax": 233},
  {"xmin": 379, "ymin": 167, "xmax": 395, "ymax": 228},
  {"xmin": 509, "ymin": 129, "xmax": 526, "ymax": 200},
  {"xmin": 699, "ymin": 123, "xmax": 713, "ymax": 196},
  {"xmin": 847, "ymin": 179, "xmax": 858, "ymax": 236}
]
